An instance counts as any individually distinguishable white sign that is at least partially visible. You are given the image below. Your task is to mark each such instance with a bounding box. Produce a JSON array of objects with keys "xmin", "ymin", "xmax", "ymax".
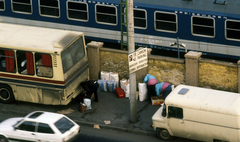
[{"xmin": 128, "ymin": 48, "xmax": 148, "ymax": 74}]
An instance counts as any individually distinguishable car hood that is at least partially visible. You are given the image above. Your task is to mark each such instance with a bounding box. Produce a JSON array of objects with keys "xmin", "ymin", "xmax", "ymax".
[{"xmin": 0, "ymin": 117, "xmax": 23, "ymax": 128}]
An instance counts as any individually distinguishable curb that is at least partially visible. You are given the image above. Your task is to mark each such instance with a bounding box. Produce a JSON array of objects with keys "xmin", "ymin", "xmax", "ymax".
[{"xmin": 73, "ymin": 119, "xmax": 156, "ymax": 137}]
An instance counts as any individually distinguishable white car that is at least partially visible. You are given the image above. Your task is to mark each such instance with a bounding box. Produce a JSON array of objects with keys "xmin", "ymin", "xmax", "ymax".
[{"xmin": 0, "ymin": 111, "xmax": 80, "ymax": 142}]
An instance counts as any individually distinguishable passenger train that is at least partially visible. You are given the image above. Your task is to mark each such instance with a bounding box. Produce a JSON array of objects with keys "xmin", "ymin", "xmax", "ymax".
[{"xmin": 0, "ymin": 0, "xmax": 240, "ymax": 60}]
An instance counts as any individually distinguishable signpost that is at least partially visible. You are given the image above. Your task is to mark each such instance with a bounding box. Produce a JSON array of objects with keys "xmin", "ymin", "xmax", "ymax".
[{"xmin": 128, "ymin": 48, "xmax": 148, "ymax": 74}]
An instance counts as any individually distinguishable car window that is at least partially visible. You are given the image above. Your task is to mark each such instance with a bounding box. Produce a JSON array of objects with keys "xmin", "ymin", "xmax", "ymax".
[
  {"xmin": 54, "ymin": 117, "xmax": 74, "ymax": 134},
  {"xmin": 18, "ymin": 121, "xmax": 36, "ymax": 132},
  {"xmin": 37, "ymin": 123, "xmax": 54, "ymax": 134}
]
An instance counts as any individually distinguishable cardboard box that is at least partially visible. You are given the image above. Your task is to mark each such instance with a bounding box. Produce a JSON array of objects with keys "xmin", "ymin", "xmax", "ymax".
[{"xmin": 151, "ymin": 96, "xmax": 164, "ymax": 105}]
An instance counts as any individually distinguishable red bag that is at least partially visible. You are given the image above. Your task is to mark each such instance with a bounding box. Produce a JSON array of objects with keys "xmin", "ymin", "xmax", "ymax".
[{"xmin": 115, "ymin": 87, "xmax": 125, "ymax": 98}]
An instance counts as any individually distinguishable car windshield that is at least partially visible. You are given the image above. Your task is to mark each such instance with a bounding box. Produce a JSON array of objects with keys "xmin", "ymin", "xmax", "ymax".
[
  {"xmin": 54, "ymin": 117, "xmax": 74, "ymax": 134},
  {"xmin": 13, "ymin": 119, "xmax": 23, "ymax": 127}
]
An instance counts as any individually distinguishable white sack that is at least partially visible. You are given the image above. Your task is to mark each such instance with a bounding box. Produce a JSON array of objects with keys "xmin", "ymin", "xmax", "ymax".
[
  {"xmin": 120, "ymin": 78, "xmax": 128, "ymax": 90},
  {"xmin": 98, "ymin": 80, "xmax": 107, "ymax": 92},
  {"xmin": 110, "ymin": 72, "xmax": 119, "ymax": 87},
  {"xmin": 124, "ymin": 82, "xmax": 130, "ymax": 98},
  {"xmin": 138, "ymin": 83, "xmax": 147, "ymax": 101},
  {"xmin": 107, "ymin": 81, "xmax": 117, "ymax": 93},
  {"xmin": 101, "ymin": 71, "xmax": 110, "ymax": 80}
]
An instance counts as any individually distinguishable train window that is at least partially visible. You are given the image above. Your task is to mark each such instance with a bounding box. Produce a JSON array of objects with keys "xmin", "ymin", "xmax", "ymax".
[
  {"xmin": 0, "ymin": 0, "xmax": 4, "ymax": 10},
  {"xmin": 39, "ymin": 0, "xmax": 60, "ymax": 18},
  {"xmin": 155, "ymin": 11, "xmax": 177, "ymax": 33},
  {"xmin": 12, "ymin": 0, "xmax": 32, "ymax": 14},
  {"xmin": 67, "ymin": 1, "xmax": 88, "ymax": 21},
  {"xmin": 192, "ymin": 16, "xmax": 214, "ymax": 37},
  {"xmin": 134, "ymin": 9, "xmax": 147, "ymax": 29},
  {"xmin": 226, "ymin": 20, "xmax": 240, "ymax": 40},
  {"xmin": 96, "ymin": 5, "xmax": 117, "ymax": 25}
]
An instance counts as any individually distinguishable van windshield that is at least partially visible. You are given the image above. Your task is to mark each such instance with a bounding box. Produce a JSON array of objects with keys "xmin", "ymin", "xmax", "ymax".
[
  {"xmin": 61, "ymin": 36, "xmax": 85, "ymax": 73},
  {"xmin": 162, "ymin": 104, "xmax": 166, "ymax": 117}
]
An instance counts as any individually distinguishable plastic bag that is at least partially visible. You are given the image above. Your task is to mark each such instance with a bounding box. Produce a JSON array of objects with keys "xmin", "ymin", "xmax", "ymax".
[{"xmin": 84, "ymin": 98, "xmax": 92, "ymax": 110}]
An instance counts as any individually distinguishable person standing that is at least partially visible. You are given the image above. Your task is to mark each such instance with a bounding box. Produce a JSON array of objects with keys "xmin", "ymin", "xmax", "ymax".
[{"xmin": 80, "ymin": 80, "xmax": 99, "ymax": 102}]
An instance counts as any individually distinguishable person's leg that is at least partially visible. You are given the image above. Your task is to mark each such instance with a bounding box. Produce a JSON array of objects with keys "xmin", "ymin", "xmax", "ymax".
[{"xmin": 93, "ymin": 83, "xmax": 99, "ymax": 102}]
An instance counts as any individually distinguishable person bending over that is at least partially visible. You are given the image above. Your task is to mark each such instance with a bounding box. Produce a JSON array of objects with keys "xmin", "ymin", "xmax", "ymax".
[{"xmin": 80, "ymin": 80, "xmax": 99, "ymax": 102}]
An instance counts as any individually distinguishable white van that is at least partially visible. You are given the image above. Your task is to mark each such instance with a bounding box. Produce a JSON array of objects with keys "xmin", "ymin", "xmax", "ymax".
[{"xmin": 152, "ymin": 85, "xmax": 240, "ymax": 142}]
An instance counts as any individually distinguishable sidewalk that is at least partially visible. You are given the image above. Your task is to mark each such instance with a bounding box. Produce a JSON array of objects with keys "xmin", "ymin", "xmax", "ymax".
[{"xmin": 0, "ymin": 91, "xmax": 161, "ymax": 136}]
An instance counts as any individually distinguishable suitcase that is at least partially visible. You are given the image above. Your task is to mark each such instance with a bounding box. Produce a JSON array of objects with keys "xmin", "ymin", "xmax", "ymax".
[{"xmin": 115, "ymin": 87, "xmax": 125, "ymax": 98}]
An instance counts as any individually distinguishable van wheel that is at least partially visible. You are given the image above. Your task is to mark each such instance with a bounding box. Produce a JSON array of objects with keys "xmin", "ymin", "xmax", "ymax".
[
  {"xmin": 0, "ymin": 135, "xmax": 9, "ymax": 142},
  {"xmin": 157, "ymin": 128, "xmax": 173, "ymax": 141},
  {"xmin": 0, "ymin": 85, "xmax": 15, "ymax": 104}
]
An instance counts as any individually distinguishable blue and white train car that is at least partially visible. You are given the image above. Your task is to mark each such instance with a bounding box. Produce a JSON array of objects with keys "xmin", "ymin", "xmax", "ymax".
[{"xmin": 0, "ymin": 0, "xmax": 239, "ymax": 59}]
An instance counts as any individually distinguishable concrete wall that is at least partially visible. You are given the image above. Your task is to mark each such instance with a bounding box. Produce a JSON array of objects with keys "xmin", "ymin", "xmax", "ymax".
[
  {"xmin": 198, "ymin": 59, "xmax": 238, "ymax": 92},
  {"xmin": 87, "ymin": 41, "xmax": 240, "ymax": 93}
]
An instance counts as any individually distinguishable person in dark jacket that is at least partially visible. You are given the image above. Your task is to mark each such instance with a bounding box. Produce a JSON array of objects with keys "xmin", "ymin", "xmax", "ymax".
[{"xmin": 80, "ymin": 80, "xmax": 99, "ymax": 102}]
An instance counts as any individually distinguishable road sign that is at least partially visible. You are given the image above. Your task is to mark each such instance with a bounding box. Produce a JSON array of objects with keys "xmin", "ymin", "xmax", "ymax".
[{"xmin": 128, "ymin": 48, "xmax": 148, "ymax": 74}]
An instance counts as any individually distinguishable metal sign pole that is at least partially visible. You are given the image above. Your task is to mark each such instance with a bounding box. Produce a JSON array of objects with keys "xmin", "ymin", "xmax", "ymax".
[{"xmin": 128, "ymin": 0, "xmax": 137, "ymax": 123}]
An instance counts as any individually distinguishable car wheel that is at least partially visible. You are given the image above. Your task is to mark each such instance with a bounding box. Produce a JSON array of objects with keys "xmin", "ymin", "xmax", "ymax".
[
  {"xmin": 0, "ymin": 135, "xmax": 9, "ymax": 142},
  {"xmin": 157, "ymin": 128, "xmax": 173, "ymax": 141},
  {"xmin": 0, "ymin": 85, "xmax": 15, "ymax": 104}
]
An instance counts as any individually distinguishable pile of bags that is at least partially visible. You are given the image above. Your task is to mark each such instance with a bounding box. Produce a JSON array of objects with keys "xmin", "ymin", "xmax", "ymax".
[{"xmin": 98, "ymin": 71, "xmax": 119, "ymax": 93}]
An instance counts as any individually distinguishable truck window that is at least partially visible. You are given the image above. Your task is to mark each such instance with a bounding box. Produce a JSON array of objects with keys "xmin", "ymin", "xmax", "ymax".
[{"xmin": 168, "ymin": 106, "xmax": 183, "ymax": 119}]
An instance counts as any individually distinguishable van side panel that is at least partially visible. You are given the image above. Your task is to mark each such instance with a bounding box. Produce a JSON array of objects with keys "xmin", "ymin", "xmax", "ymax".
[{"xmin": 184, "ymin": 108, "xmax": 238, "ymax": 142}]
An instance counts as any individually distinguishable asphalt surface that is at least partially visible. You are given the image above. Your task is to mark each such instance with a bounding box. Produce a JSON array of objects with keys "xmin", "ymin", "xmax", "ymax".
[{"xmin": 0, "ymin": 91, "xmax": 160, "ymax": 137}]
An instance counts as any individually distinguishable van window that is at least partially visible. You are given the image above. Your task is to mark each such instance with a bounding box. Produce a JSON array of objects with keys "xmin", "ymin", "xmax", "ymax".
[{"xmin": 168, "ymin": 106, "xmax": 183, "ymax": 119}]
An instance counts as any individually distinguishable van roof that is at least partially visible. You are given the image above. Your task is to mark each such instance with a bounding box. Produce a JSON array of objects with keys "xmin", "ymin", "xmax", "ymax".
[
  {"xmin": 0, "ymin": 23, "xmax": 83, "ymax": 54},
  {"xmin": 165, "ymin": 85, "xmax": 240, "ymax": 116}
]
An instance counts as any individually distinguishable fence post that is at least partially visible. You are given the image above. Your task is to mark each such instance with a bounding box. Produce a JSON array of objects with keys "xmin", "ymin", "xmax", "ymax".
[
  {"xmin": 238, "ymin": 60, "xmax": 240, "ymax": 93},
  {"xmin": 184, "ymin": 51, "xmax": 202, "ymax": 86},
  {"xmin": 86, "ymin": 41, "xmax": 104, "ymax": 80}
]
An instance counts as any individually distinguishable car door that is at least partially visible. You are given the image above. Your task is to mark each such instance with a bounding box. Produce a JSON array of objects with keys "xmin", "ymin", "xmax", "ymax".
[
  {"xmin": 10, "ymin": 121, "xmax": 37, "ymax": 142},
  {"xmin": 35, "ymin": 122, "xmax": 59, "ymax": 142},
  {"xmin": 167, "ymin": 106, "xmax": 186, "ymax": 138}
]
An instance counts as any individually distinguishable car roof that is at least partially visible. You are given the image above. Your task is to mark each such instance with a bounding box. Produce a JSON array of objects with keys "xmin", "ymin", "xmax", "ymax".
[{"xmin": 24, "ymin": 111, "xmax": 66, "ymax": 124}]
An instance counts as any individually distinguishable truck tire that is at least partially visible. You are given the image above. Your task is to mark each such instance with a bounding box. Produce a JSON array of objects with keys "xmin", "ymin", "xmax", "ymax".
[
  {"xmin": 0, "ymin": 85, "xmax": 15, "ymax": 104},
  {"xmin": 157, "ymin": 128, "xmax": 173, "ymax": 141},
  {"xmin": 0, "ymin": 135, "xmax": 9, "ymax": 142}
]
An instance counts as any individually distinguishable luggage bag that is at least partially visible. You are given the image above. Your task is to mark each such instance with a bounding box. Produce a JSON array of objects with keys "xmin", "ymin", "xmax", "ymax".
[{"xmin": 115, "ymin": 87, "xmax": 125, "ymax": 98}]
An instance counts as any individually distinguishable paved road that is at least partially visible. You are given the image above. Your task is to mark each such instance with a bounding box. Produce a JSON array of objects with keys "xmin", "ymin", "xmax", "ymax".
[{"xmin": 0, "ymin": 110, "xmax": 200, "ymax": 142}]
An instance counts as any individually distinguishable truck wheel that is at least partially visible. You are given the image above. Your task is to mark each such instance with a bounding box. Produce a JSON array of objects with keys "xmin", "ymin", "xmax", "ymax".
[
  {"xmin": 0, "ymin": 135, "xmax": 9, "ymax": 142},
  {"xmin": 0, "ymin": 85, "xmax": 15, "ymax": 104},
  {"xmin": 157, "ymin": 128, "xmax": 173, "ymax": 141}
]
